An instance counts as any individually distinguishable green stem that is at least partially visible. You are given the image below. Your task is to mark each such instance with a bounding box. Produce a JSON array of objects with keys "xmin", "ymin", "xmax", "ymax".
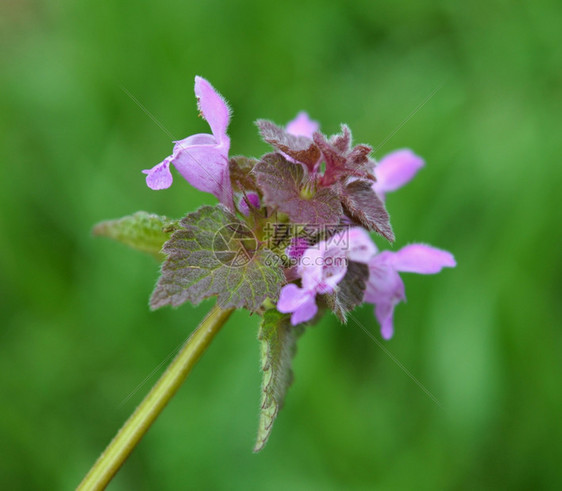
[{"xmin": 77, "ymin": 304, "xmax": 234, "ymax": 490}]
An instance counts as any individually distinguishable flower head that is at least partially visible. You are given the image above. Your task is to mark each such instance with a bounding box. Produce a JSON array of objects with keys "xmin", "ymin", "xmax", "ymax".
[
  {"xmin": 138, "ymin": 82, "xmax": 455, "ymax": 339},
  {"xmin": 364, "ymin": 244, "xmax": 456, "ymax": 339},
  {"xmin": 372, "ymin": 149, "xmax": 425, "ymax": 200},
  {"xmin": 143, "ymin": 76, "xmax": 233, "ymax": 208}
]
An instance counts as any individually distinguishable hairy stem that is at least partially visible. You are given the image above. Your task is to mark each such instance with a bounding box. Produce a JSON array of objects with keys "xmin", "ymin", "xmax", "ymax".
[{"xmin": 78, "ymin": 304, "xmax": 234, "ymax": 490}]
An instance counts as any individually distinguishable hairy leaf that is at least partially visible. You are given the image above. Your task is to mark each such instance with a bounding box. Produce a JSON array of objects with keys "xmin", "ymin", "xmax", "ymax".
[
  {"xmin": 92, "ymin": 212, "xmax": 179, "ymax": 259},
  {"xmin": 229, "ymin": 156, "xmax": 260, "ymax": 192},
  {"xmin": 254, "ymin": 309, "xmax": 304, "ymax": 452},
  {"xmin": 254, "ymin": 153, "xmax": 342, "ymax": 225},
  {"xmin": 320, "ymin": 261, "xmax": 369, "ymax": 322},
  {"xmin": 341, "ymin": 180, "xmax": 395, "ymax": 242},
  {"xmin": 150, "ymin": 205, "xmax": 284, "ymax": 311},
  {"xmin": 313, "ymin": 126, "xmax": 375, "ymax": 186},
  {"xmin": 256, "ymin": 119, "xmax": 321, "ymax": 171}
]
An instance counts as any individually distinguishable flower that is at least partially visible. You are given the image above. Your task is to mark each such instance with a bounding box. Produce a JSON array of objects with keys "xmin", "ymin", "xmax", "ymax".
[
  {"xmin": 364, "ymin": 244, "xmax": 456, "ymax": 339},
  {"xmin": 277, "ymin": 246, "xmax": 346, "ymax": 325},
  {"xmin": 344, "ymin": 227, "xmax": 378, "ymax": 263},
  {"xmin": 372, "ymin": 149, "xmax": 425, "ymax": 200},
  {"xmin": 143, "ymin": 76, "xmax": 233, "ymax": 208},
  {"xmin": 285, "ymin": 111, "xmax": 319, "ymax": 138},
  {"xmin": 277, "ymin": 227, "xmax": 375, "ymax": 325}
]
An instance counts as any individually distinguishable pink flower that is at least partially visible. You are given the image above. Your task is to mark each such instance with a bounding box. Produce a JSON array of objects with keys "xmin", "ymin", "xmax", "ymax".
[
  {"xmin": 277, "ymin": 228, "xmax": 375, "ymax": 325},
  {"xmin": 364, "ymin": 244, "xmax": 456, "ymax": 339},
  {"xmin": 372, "ymin": 149, "xmax": 425, "ymax": 200},
  {"xmin": 143, "ymin": 76, "xmax": 233, "ymax": 208},
  {"xmin": 277, "ymin": 246, "xmax": 346, "ymax": 325},
  {"xmin": 285, "ymin": 111, "xmax": 319, "ymax": 138}
]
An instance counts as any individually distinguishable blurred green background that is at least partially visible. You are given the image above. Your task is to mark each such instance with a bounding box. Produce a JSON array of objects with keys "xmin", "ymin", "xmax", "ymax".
[{"xmin": 1, "ymin": 0, "xmax": 561, "ymax": 489}]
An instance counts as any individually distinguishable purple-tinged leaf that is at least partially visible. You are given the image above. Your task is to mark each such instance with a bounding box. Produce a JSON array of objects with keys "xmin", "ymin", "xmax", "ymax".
[
  {"xmin": 257, "ymin": 120, "xmax": 321, "ymax": 171},
  {"xmin": 319, "ymin": 261, "xmax": 369, "ymax": 322},
  {"xmin": 229, "ymin": 156, "xmax": 260, "ymax": 192},
  {"xmin": 313, "ymin": 126, "xmax": 375, "ymax": 186},
  {"xmin": 254, "ymin": 153, "xmax": 343, "ymax": 225},
  {"xmin": 150, "ymin": 205, "xmax": 283, "ymax": 312},
  {"xmin": 340, "ymin": 180, "xmax": 395, "ymax": 242},
  {"xmin": 330, "ymin": 124, "xmax": 351, "ymax": 152},
  {"xmin": 254, "ymin": 309, "xmax": 304, "ymax": 452}
]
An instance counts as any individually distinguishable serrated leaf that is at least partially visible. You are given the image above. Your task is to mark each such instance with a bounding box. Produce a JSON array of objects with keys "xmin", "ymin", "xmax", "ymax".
[
  {"xmin": 92, "ymin": 212, "xmax": 179, "ymax": 259},
  {"xmin": 340, "ymin": 180, "xmax": 395, "ymax": 242},
  {"xmin": 313, "ymin": 126, "xmax": 375, "ymax": 186},
  {"xmin": 256, "ymin": 119, "xmax": 321, "ymax": 171},
  {"xmin": 254, "ymin": 309, "xmax": 304, "ymax": 452},
  {"xmin": 254, "ymin": 153, "xmax": 343, "ymax": 225},
  {"xmin": 229, "ymin": 156, "xmax": 260, "ymax": 192},
  {"xmin": 150, "ymin": 205, "xmax": 284, "ymax": 312},
  {"xmin": 320, "ymin": 261, "xmax": 369, "ymax": 322}
]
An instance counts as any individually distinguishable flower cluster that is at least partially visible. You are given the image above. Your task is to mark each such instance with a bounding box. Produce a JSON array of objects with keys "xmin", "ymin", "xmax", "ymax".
[{"xmin": 143, "ymin": 76, "xmax": 455, "ymax": 339}]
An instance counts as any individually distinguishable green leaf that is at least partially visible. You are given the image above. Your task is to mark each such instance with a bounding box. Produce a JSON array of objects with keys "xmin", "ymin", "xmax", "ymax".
[
  {"xmin": 150, "ymin": 205, "xmax": 284, "ymax": 312},
  {"xmin": 320, "ymin": 261, "xmax": 369, "ymax": 322},
  {"xmin": 254, "ymin": 309, "xmax": 304, "ymax": 452},
  {"xmin": 92, "ymin": 212, "xmax": 179, "ymax": 259}
]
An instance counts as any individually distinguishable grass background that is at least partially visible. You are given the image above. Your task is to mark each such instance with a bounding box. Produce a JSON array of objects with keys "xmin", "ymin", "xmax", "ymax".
[{"xmin": 1, "ymin": 0, "xmax": 561, "ymax": 489}]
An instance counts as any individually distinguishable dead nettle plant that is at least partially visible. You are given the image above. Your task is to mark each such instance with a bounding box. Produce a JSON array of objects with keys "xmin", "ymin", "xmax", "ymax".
[{"xmin": 81, "ymin": 77, "xmax": 456, "ymax": 489}]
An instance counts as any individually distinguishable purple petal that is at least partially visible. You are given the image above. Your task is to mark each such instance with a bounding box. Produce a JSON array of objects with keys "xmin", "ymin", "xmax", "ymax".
[
  {"xmin": 194, "ymin": 76, "xmax": 231, "ymax": 143},
  {"xmin": 381, "ymin": 244, "xmax": 456, "ymax": 274},
  {"xmin": 373, "ymin": 149, "xmax": 424, "ymax": 198},
  {"xmin": 364, "ymin": 261, "xmax": 405, "ymax": 339},
  {"xmin": 170, "ymin": 143, "xmax": 232, "ymax": 206},
  {"xmin": 143, "ymin": 158, "xmax": 173, "ymax": 190},
  {"xmin": 320, "ymin": 245, "xmax": 348, "ymax": 290},
  {"xmin": 374, "ymin": 301, "xmax": 396, "ymax": 339},
  {"xmin": 285, "ymin": 111, "xmax": 319, "ymax": 138},
  {"xmin": 291, "ymin": 298, "xmax": 318, "ymax": 325},
  {"xmin": 277, "ymin": 284, "xmax": 318, "ymax": 325},
  {"xmin": 238, "ymin": 192, "xmax": 260, "ymax": 216},
  {"xmin": 286, "ymin": 237, "xmax": 310, "ymax": 260},
  {"xmin": 344, "ymin": 227, "xmax": 377, "ymax": 263},
  {"xmin": 178, "ymin": 133, "xmax": 217, "ymax": 146},
  {"xmin": 143, "ymin": 77, "xmax": 234, "ymax": 207},
  {"xmin": 364, "ymin": 261, "xmax": 405, "ymax": 306},
  {"xmin": 298, "ymin": 248, "xmax": 324, "ymax": 290},
  {"xmin": 298, "ymin": 245, "xmax": 347, "ymax": 292},
  {"xmin": 277, "ymin": 284, "xmax": 308, "ymax": 312}
]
